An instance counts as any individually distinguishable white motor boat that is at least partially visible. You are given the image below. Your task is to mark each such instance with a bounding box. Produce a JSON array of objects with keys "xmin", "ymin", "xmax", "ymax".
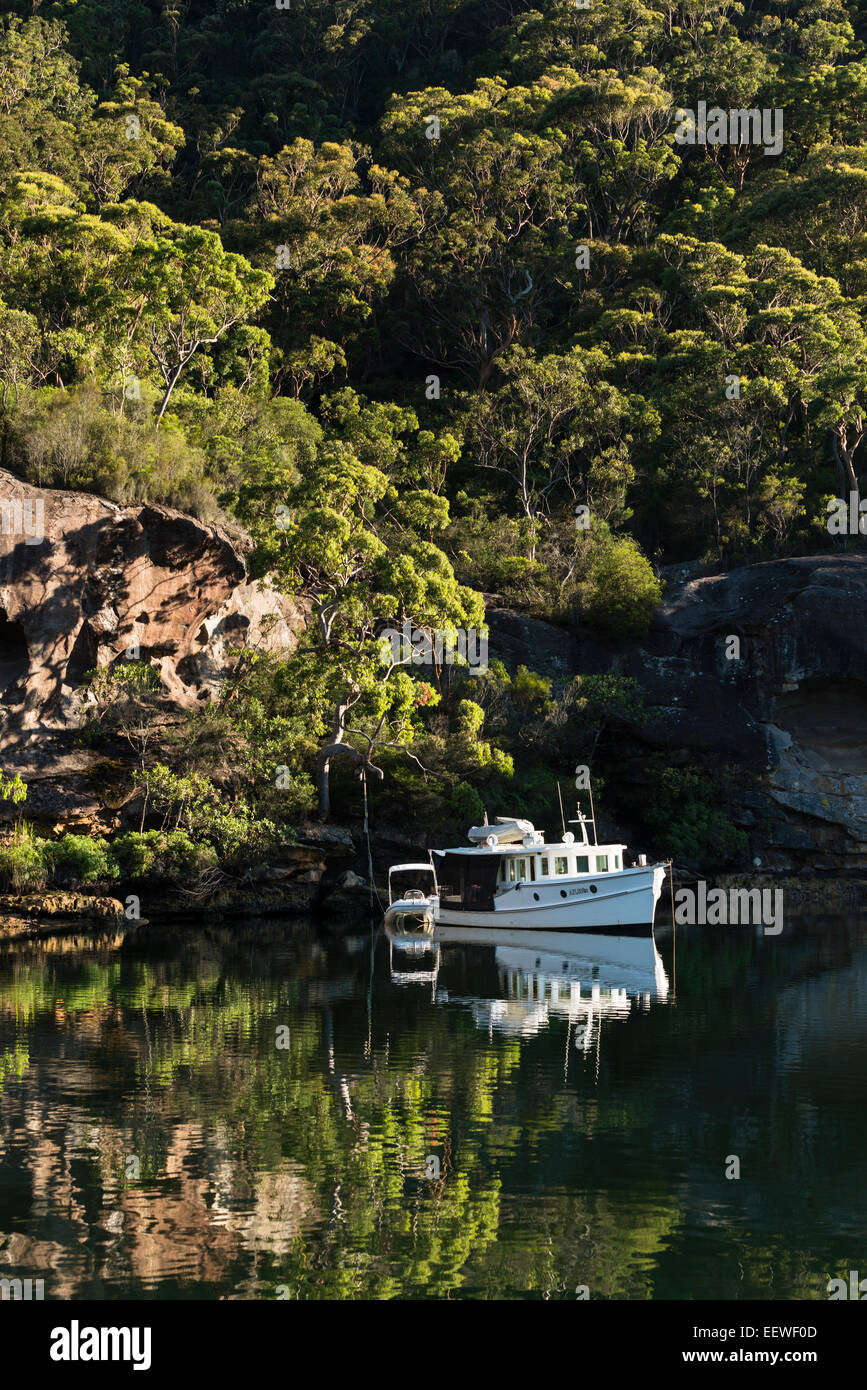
[
  {"xmin": 383, "ymin": 862, "xmax": 440, "ymax": 931},
  {"xmin": 413, "ymin": 800, "xmax": 667, "ymax": 934}
]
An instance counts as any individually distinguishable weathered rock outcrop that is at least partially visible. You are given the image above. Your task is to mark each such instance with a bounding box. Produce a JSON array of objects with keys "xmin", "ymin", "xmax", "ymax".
[
  {"xmin": 485, "ymin": 602, "xmax": 588, "ymax": 681},
  {"xmin": 0, "ymin": 469, "xmax": 307, "ymax": 741},
  {"xmin": 487, "ymin": 556, "xmax": 867, "ymax": 870},
  {"xmin": 628, "ymin": 555, "xmax": 867, "ymax": 868},
  {"xmin": 0, "ymin": 891, "xmax": 126, "ymax": 939}
]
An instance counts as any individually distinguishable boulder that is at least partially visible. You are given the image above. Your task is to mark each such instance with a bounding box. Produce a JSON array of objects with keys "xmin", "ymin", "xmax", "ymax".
[
  {"xmin": 0, "ymin": 891, "xmax": 126, "ymax": 938},
  {"xmin": 338, "ymin": 869, "xmax": 366, "ymax": 888}
]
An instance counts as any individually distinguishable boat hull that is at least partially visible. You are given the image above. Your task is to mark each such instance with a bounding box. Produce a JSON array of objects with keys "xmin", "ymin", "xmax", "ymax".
[
  {"xmin": 384, "ymin": 902, "xmax": 437, "ymax": 931},
  {"xmin": 435, "ymin": 863, "xmax": 666, "ymax": 933}
]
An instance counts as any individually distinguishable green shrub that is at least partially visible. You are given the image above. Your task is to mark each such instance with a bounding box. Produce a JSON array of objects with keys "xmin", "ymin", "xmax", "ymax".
[
  {"xmin": 449, "ymin": 781, "xmax": 485, "ymax": 827},
  {"xmin": 5, "ymin": 383, "xmax": 220, "ymax": 520},
  {"xmin": 132, "ymin": 764, "xmax": 277, "ymax": 859},
  {"xmin": 108, "ymin": 829, "xmax": 217, "ymax": 882},
  {"xmin": 109, "ymin": 830, "xmax": 161, "ymax": 879},
  {"xmin": 159, "ymin": 831, "xmax": 218, "ymax": 879},
  {"xmin": 576, "ymin": 528, "xmax": 662, "ymax": 639},
  {"xmin": 50, "ymin": 834, "xmax": 118, "ymax": 883},
  {"xmin": 512, "ymin": 665, "xmax": 552, "ymax": 710},
  {"xmin": 0, "ymin": 825, "xmax": 49, "ymax": 892},
  {"xmin": 644, "ymin": 766, "xmax": 748, "ymax": 866},
  {"xmin": 454, "ymin": 700, "xmax": 485, "ymax": 736}
]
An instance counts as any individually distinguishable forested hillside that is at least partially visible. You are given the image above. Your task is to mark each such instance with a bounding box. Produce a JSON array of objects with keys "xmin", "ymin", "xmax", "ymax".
[{"xmin": 0, "ymin": 0, "xmax": 863, "ymax": 872}]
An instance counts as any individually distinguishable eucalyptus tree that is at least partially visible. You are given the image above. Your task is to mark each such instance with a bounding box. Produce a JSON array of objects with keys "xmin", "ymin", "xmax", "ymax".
[
  {"xmin": 260, "ymin": 391, "xmax": 484, "ymax": 817},
  {"xmin": 131, "ymin": 225, "xmax": 274, "ymax": 423}
]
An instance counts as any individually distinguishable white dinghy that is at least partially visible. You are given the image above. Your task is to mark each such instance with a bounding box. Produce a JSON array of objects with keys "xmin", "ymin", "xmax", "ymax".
[
  {"xmin": 467, "ymin": 817, "xmax": 535, "ymax": 846},
  {"xmin": 383, "ymin": 862, "xmax": 440, "ymax": 931}
]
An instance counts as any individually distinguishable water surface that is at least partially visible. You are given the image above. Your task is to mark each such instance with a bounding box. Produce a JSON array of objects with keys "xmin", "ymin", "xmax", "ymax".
[{"xmin": 0, "ymin": 912, "xmax": 865, "ymax": 1300}]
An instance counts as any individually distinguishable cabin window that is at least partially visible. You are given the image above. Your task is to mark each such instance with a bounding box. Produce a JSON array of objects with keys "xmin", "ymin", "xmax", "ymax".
[
  {"xmin": 596, "ymin": 855, "xmax": 609, "ymax": 872},
  {"xmin": 530, "ymin": 858, "xmax": 537, "ymax": 882},
  {"xmin": 554, "ymin": 856, "xmax": 569, "ymax": 875},
  {"xmin": 508, "ymin": 858, "xmax": 517, "ymax": 882},
  {"xmin": 613, "ymin": 853, "xmax": 621, "ymax": 870},
  {"xmin": 575, "ymin": 855, "xmax": 589, "ymax": 873},
  {"xmin": 540, "ymin": 857, "xmax": 549, "ymax": 876},
  {"xmin": 515, "ymin": 858, "xmax": 527, "ymax": 881}
]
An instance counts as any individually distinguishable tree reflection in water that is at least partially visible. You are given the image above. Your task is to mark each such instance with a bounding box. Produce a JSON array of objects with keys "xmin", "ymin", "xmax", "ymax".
[{"xmin": 0, "ymin": 915, "xmax": 866, "ymax": 1300}]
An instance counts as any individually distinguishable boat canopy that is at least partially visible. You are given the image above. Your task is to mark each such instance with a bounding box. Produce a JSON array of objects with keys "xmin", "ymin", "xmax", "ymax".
[
  {"xmin": 387, "ymin": 862, "xmax": 438, "ymax": 898},
  {"xmin": 432, "ymin": 850, "xmax": 500, "ymax": 911}
]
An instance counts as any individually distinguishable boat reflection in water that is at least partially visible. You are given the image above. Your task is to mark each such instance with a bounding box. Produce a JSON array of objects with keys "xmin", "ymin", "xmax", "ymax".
[
  {"xmin": 385, "ymin": 921, "xmax": 669, "ymax": 1048},
  {"xmin": 385, "ymin": 918, "xmax": 441, "ymax": 999}
]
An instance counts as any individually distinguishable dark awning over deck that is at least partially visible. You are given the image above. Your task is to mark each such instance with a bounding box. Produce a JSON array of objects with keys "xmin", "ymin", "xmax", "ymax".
[{"xmin": 432, "ymin": 851, "xmax": 500, "ymax": 911}]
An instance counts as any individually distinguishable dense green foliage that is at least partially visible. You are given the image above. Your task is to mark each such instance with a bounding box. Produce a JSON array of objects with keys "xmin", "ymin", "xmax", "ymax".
[
  {"xmin": 0, "ymin": 825, "xmax": 221, "ymax": 892},
  {"xmin": 1, "ymin": 0, "xmax": 858, "ymax": 848}
]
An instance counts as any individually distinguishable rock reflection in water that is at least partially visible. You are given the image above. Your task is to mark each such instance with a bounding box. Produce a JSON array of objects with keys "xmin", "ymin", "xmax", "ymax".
[{"xmin": 1, "ymin": 917, "xmax": 867, "ymax": 1300}]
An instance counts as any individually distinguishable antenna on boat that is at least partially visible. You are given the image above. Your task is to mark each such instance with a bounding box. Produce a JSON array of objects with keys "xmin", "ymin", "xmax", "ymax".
[
  {"xmin": 569, "ymin": 773, "xmax": 598, "ymax": 845},
  {"xmin": 557, "ymin": 781, "xmax": 567, "ymax": 839}
]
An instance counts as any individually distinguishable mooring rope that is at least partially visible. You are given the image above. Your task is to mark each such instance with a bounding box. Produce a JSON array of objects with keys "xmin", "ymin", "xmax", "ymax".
[{"xmin": 361, "ymin": 769, "xmax": 387, "ymax": 914}]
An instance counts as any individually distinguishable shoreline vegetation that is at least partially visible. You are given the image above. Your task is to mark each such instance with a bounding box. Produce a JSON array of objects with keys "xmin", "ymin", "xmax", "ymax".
[
  {"xmin": 2, "ymin": 5, "xmax": 867, "ymax": 901},
  {"xmin": 2, "ymin": 871, "xmax": 865, "ymax": 943}
]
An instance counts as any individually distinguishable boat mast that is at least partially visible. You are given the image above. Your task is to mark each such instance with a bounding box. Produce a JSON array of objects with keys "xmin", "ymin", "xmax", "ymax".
[
  {"xmin": 588, "ymin": 778, "xmax": 598, "ymax": 845},
  {"xmin": 569, "ymin": 775, "xmax": 598, "ymax": 845}
]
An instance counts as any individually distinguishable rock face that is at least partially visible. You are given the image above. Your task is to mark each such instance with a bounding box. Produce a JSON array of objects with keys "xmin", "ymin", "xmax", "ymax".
[
  {"xmin": 178, "ymin": 580, "xmax": 308, "ymax": 697},
  {"xmin": 485, "ymin": 555, "xmax": 867, "ymax": 870},
  {"xmin": 0, "ymin": 891, "xmax": 126, "ymax": 939},
  {"xmin": 629, "ymin": 555, "xmax": 867, "ymax": 868},
  {"xmin": 0, "ymin": 469, "xmax": 307, "ymax": 741},
  {"xmin": 484, "ymin": 604, "xmax": 584, "ymax": 681}
]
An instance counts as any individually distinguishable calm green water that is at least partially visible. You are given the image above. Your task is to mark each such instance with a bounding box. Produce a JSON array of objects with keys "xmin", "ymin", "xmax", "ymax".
[{"xmin": 0, "ymin": 912, "xmax": 865, "ymax": 1300}]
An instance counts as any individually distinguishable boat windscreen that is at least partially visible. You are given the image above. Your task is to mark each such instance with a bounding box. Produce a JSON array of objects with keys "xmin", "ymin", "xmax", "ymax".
[
  {"xmin": 433, "ymin": 852, "xmax": 500, "ymax": 911},
  {"xmin": 390, "ymin": 866, "xmax": 436, "ymax": 896}
]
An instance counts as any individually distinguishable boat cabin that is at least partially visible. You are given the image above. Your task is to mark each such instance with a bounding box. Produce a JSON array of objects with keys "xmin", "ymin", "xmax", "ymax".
[
  {"xmin": 432, "ymin": 824, "xmax": 627, "ymax": 914},
  {"xmin": 495, "ymin": 844, "xmax": 624, "ymax": 885}
]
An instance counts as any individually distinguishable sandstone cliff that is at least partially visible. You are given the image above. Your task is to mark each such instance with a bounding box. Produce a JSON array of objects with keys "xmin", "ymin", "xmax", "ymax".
[
  {"xmin": 0, "ymin": 469, "xmax": 306, "ymax": 739},
  {"xmin": 0, "ymin": 471, "xmax": 307, "ymax": 830}
]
